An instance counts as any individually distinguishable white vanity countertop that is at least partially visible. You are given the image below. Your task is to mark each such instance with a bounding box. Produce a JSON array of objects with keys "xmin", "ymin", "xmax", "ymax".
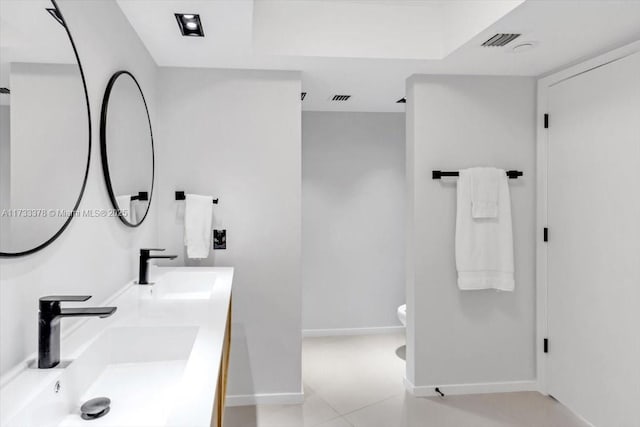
[{"xmin": 0, "ymin": 266, "xmax": 234, "ymax": 427}]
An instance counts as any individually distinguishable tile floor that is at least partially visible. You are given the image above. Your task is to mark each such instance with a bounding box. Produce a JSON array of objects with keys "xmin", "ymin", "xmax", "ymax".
[{"xmin": 225, "ymin": 333, "xmax": 589, "ymax": 427}]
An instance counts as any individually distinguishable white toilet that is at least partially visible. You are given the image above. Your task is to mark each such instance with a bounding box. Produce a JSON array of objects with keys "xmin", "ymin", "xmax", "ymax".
[{"xmin": 397, "ymin": 304, "xmax": 407, "ymax": 327}]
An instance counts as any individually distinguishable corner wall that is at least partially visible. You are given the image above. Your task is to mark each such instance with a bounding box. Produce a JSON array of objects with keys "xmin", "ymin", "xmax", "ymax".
[
  {"xmin": 302, "ymin": 111, "xmax": 405, "ymax": 332},
  {"xmin": 405, "ymin": 75, "xmax": 536, "ymax": 392},
  {"xmin": 155, "ymin": 68, "xmax": 302, "ymax": 401},
  {"xmin": 0, "ymin": 0, "xmax": 159, "ymax": 376}
]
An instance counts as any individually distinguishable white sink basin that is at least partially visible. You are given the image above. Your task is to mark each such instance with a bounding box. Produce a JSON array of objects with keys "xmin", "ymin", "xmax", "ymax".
[
  {"xmin": 1, "ymin": 267, "xmax": 234, "ymax": 427},
  {"xmin": 145, "ymin": 271, "xmax": 216, "ymax": 300},
  {"xmin": 4, "ymin": 326, "xmax": 198, "ymax": 427}
]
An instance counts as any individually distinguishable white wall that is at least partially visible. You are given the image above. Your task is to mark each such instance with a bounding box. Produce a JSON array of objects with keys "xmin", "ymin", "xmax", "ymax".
[
  {"xmin": 155, "ymin": 68, "xmax": 302, "ymax": 400},
  {"xmin": 8, "ymin": 63, "xmax": 87, "ymax": 252},
  {"xmin": 302, "ymin": 112, "xmax": 405, "ymax": 331},
  {"xmin": 0, "ymin": 0, "xmax": 158, "ymax": 376},
  {"xmin": 0, "ymin": 106, "xmax": 9, "ymax": 249},
  {"xmin": 405, "ymin": 75, "xmax": 536, "ymax": 390}
]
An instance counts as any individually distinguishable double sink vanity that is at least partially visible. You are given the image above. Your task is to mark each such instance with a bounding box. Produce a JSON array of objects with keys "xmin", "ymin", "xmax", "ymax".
[
  {"xmin": 0, "ymin": 267, "xmax": 233, "ymax": 427},
  {"xmin": 1, "ymin": 2, "xmax": 233, "ymax": 426}
]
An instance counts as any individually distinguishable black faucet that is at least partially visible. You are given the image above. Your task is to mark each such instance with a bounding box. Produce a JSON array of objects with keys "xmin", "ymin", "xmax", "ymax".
[
  {"xmin": 138, "ymin": 248, "xmax": 177, "ymax": 285},
  {"xmin": 38, "ymin": 296, "xmax": 117, "ymax": 369}
]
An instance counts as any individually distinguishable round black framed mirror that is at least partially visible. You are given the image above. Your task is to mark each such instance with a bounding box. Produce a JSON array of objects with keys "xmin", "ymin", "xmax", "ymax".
[
  {"xmin": 100, "ymin": 71, "xmax": 154, "ymax": 227},
  {"xmin": 0, "ymin": 0, "xmax": 91, "ymax": 257}
]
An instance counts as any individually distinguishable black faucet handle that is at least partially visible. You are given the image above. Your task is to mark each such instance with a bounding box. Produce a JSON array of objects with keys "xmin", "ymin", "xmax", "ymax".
[
  {"xmin": 140, "ymin": 248, "xmax": 166, "ymax": 257},
  {"xmin": 60, "ymin": 307, "xmax": 117, "ymax": 318},
  {"xmin": 39, "ymin": 295, "xmax": 92, "ymax": 314},
  {"xmin": 40, "ymin": 295, "xmax": 92, "ymax": 303}
]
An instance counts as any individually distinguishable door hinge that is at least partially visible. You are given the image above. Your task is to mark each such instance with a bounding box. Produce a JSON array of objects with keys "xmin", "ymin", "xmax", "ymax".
[
  {"xmin": 544, "ymin": 114, "xmax": 549, "ymax": 129},
  {"xmin": 543, "ymin": 227, "xmax": 548, "ymax": 242},
  {"xmin": 544, "ymin": 338, "xmax": 549, "ymax": 353}
]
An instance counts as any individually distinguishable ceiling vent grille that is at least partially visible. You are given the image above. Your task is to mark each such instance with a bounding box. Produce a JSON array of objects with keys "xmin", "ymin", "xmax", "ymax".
[
  {"xmin": 331, "ymin": 95, "xmax": 351, "ymax": 101},
  {"xmin": 482, "ymin": 33, "xmax": 521, "ymax": 47},
  {"xmin": 301, "ymin": 92, "xmax": 306, "ymax": 101}
]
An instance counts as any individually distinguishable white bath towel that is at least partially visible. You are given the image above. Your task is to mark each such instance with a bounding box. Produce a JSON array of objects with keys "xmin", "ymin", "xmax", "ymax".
[
  {"xmin": 471, "ymin": 167, "xmax": 501, "ymax": 218},
  {"xmin": 184, "ymin": 194, "xmax": 213, "ymax": 259},
  {"xmin": 115, "ymin": 194, "xmax": 133, "ymax": 222},
  {"xmin": 455, "ymin": 168, "xmax": 514, "ymax": 291}
]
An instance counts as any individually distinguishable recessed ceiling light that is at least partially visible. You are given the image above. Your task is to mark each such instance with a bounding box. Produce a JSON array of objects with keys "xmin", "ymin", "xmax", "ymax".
[
  {"xmin": 512, "ymin": 42, "xmax": 537, "ymax": 53},
  {"xmin": 175, "ymin": 13, "xmax": 204, "ymax": 37},
  {"xmin": 46, "ymin": 8, "xmax": 65, "ymax": 27}
]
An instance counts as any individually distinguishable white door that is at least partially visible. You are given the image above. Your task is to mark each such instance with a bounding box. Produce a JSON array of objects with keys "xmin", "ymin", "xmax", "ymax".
[{"xmin": 547, "ymin": 52, "xmax": 640, "ymax": 427}]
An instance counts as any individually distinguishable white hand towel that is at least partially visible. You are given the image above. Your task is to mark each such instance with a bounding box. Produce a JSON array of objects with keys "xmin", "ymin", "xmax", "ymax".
[
  {"xmin": 116, "ymin": 195, "xmax": 132, "ymax": 222},
  {"xmin": 129, "ymin": 200, "xmax": 139, "ymax": 224},
  {"xmin": 471, "ymin": 167, "xmax": 501, "ymax": 219},
  {"xmin": 184, "ymin": 194, "xmax": 213, "ymax": 259},
  {"xmin": 455, "ymin": 168, "xmax": 514, "ymax": 291}
]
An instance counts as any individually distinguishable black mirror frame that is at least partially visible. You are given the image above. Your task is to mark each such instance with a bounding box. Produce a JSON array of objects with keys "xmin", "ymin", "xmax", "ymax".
[
  {"xmin": 0, "ymin": 0, "xmax": 92, "ymax": 257},
  {"xmin": 99, "ymin": 70, "xmax": 155, "ymax": 228}
]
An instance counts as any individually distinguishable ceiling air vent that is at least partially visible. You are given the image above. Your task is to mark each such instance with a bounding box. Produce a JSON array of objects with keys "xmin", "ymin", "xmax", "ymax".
[
  {"xmin": 331, "ymin": 95, "xmax": 351, "ymax": 101},
  {"xmin": 301, "ymin": 92, "xmax": 307, "ymax": 101},
  {"xmin": 482, "ymin": 33, "xmax": 521, "ymax": 47}
]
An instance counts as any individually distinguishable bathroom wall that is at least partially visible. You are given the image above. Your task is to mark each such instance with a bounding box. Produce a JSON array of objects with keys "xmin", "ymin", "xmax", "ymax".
[
  {"xmin": 155, "ymin": 68, "xmax": 302, "ymax": 402},
  {"xmin": 0, "ymin": 0, "xmax": 158, "ymax": 376},
  {"xmin": 405, "ymin": 75, "xmax": 536, "ymax": 391},
  {"xmin": 9, "ymin": 63, "xmax": 87, "ymax": 249},
  {"xmin": 0, "ymin": 106, "xmax": 9, "ymax": 249},
  {"xmin": 302, "ymin": 112, "xmax": 405, "ymax": 332}
]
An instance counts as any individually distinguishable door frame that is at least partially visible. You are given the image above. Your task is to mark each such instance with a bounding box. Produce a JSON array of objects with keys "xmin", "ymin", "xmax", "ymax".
[{"xmin": 535, "ymin": 40, "xmax": 640, "ymax": 395}]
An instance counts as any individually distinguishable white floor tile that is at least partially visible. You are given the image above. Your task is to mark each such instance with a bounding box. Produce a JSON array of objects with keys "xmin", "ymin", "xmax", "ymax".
[
  {"xmin": 226, "ymin": 333, "xmax": 590, "ymax": 427},
  {"xmin": 302, "ymin": 334, "xmax": 406, "ymax": 414},
  {"xmin": 314, "ymin": 416, "xmax": 353, "ymax": 427},
  {"xmin": 224, "ymin": 393, "xmax": 340, "ymax": 427},
  {"xmin": 345, "ymin": 393, "xmax": 522, "ymax": 427},
  {"xmin": 481, "ymin": 391, "xmax": 592, "ymax": 427}
]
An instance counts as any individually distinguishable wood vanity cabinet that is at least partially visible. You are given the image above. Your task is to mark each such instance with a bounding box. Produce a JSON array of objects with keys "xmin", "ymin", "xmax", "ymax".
[{"xmin": 212, "ymin": 298, "xmax": 232, "ymax": 427}]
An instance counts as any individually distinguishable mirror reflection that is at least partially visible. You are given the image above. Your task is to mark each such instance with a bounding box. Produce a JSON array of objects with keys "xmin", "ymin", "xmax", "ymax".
[
  {"xmin": 100, "ymin": 71, "xmax": 154, "ymax": 227},
  {"xmin": 0, "ymin": 0, "xmax": 90, "ymax": 256}
]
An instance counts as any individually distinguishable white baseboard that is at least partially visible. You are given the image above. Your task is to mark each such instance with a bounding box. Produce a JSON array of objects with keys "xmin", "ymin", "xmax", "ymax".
[
  {"xmin": 302, "ymin": 326, "xmax": 404, "ymax": 337},
  {"xmin": 225, "ymin": 392, "xmax": 305, "ymax": 407},
  {"xmin": 403, "ymin": 377, "xmax": 537, "ymax": 397}
]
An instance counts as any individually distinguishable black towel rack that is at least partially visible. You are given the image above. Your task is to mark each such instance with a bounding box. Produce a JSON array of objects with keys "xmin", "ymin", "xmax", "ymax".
[
  {"xmin": 131, "ymin": 191, "xmax": 148, "ymax": 201},
  {"xmin": 175, "ymin": 191, "xmax": 219, "ymax": 204},
  {"xmin": 432, "ymin": 170, "xmax": 523, "ymax": 180}
]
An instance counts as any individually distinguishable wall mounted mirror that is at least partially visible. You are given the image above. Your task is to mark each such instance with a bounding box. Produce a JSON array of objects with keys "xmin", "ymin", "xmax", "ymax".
[
  {"xmin": 0, "ymin": 0, "xmax": 91, "ymax": 257},
  {"xmin": 100, "ymin": 71, "xmax": 154, "ymax": 227}
]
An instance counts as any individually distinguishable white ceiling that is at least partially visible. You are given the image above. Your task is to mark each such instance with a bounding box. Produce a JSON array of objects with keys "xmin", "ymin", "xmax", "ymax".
[
  {"xmin": 252, "ymin": 1, "xmax": 523, "ymax": 60},
  {"xmin": 115, "ymin": 0, "xmax": 640, "ymax": 112}
]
